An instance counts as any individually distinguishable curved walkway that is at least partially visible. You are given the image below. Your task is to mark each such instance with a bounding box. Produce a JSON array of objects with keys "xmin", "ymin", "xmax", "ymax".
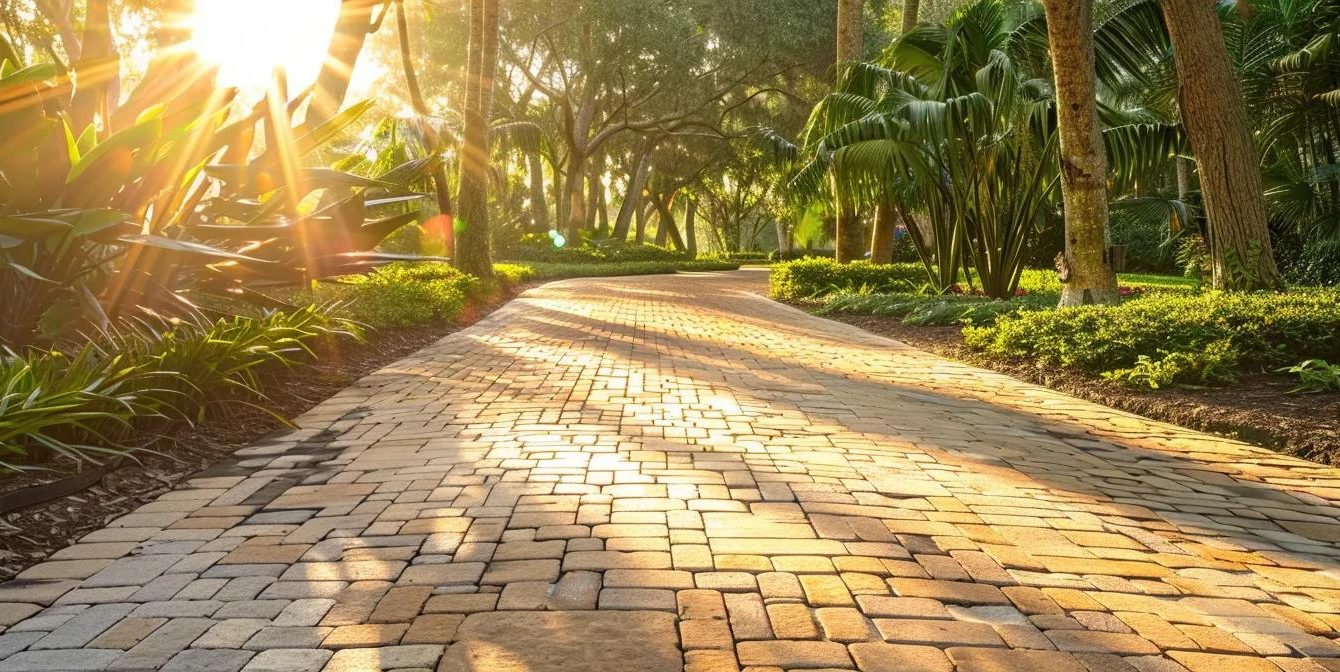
[{"xmin": 3, "ymin": 269, "xmax": 1340, "ymax": 672}]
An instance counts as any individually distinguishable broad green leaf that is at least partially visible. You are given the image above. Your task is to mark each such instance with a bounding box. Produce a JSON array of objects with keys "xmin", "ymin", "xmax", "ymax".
[
  {"xmin": 0, "ymin": 215, "xmax": 74, "ymax": 239},
  {"xmin": 119, "ymin": 234, "xmax": 274, "ymax": 264}
]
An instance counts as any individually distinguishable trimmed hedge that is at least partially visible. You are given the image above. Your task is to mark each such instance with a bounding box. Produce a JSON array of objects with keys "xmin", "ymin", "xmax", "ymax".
[
  {"xmin": 770, "ymin": 258, "xmax": 928, "ymax": 301},
  {"xmin": 502, "ymin": 239, "xmax": 687, "ymax": 264},
  {"xmin": 521, "ymin": 260, "xmax": 739, "ymax": 281},
  {"xmin": 305, "ymin": 263, "xmax": 482, "ymax": 328},
  {"xmin": 820, "ymin": 292, "xmax": 1054, "ymax": 326},
  {"xmin": 963, "ymin": 290, "xmax": 1340, "ymax": 384}
]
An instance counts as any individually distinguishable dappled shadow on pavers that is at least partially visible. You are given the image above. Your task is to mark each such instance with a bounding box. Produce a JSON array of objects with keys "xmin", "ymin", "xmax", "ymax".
[{"xmin": 6, "ymin": 270, "xmax": 1340, "ymax": 671}]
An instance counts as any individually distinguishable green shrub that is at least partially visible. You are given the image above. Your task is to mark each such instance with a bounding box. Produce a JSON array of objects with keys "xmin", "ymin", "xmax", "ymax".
[
  {"xmin": 1278, "ymin": 359, "xmax": 1340, "ymax": 394},
  {"xmin": 307, "ymin": 263, "xmax": 480, "ymax": 328},
  {"xmin": 0, "ymin": 346, "xmax": 181, "ymax": 471},
  {"xmin": 964, "ymin": 290, "xmax": 1340, "ymax": 385},
  {"xmin": 0, "ymin": 304, "xmax": 360, "ymax": 473},
  {"xmin": 492, "ymin": 264, "xmax": 537, "ymax": 288},
  {"xmin": 820, "ymin": 292, "xmax": 1054, "ymax": 326},
  {"xmin": 1102, "ymin": 341, "xmax": 1239, "ymax": 389},
  {"xmin": 1012, "ymin": 269, "xmax": 1063, "ymax": 296},
  {"xmin": 1111, "ymin": 213, "xmax": 1179, "ymax": 274},
  {"xmin": 501, "ymin": 237, "xmax": 686, "ymax": 264},
  {"xmin": 107, "ymin": 306, "xmax": 361, "ymax": 418},
  {"xmin": 770, "ymin": 258, "xmax": 928, "ymax": 301}
]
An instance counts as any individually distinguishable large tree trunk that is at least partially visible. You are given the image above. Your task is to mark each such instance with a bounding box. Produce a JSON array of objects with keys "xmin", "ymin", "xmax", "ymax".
[
  {"xmin": 902, "ymin": 0, "xmax": 920, "ymax": 34},
  {"xmin": 1043, "ymin": 0, "xmax": 1119, "ymax": 306},
  {"xmin": 836, "ymin": 0, "xmax": 864, "ymax": 63},
  {"xmin": 396, "ymin": 0, "xmax": 454, "ymax": 253},
  {"xmin": 309, "ymin": 0, "xmax": 380, "ymax": 127},
  {"xmin": 456, "ymin": 0, "xmax": 499, "ymax": 278},
  {"xmin": 1161, "ymin": 0, "xmax": 1283, "ymax": 291},
  {"xmin": 869, "ymin": 199, "xmax": 896, "ymax": 264}
]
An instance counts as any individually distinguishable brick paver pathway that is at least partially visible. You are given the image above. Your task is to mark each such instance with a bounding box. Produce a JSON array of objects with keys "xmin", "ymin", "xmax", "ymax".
[{"xmin": 4, "ymin": 269, "xmax": 1340, "ymax": 672}]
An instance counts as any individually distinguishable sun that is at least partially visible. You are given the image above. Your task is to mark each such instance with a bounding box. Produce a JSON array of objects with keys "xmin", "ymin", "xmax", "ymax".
[{"xmin": 188, "ymin": 0, "xmax": 343, "ymax": 95}]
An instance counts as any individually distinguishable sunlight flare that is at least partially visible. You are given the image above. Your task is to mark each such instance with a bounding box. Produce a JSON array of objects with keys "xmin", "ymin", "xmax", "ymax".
[{"xmin": 188, "ymin": 0, "xmax": 342, "ymax": 94}]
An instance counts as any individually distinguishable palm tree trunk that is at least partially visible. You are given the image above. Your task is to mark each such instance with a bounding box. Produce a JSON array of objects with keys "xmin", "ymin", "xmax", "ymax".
[
  {"xmin": 1161, "ymin": 0, "xmax": 1282, "ymax": 290},
  {"xmin": 836, "ymin": 0, "xmax": 864, "ymax": 63},
  {"xmin": 309, "ymin": 0, "xmax": 380, "ymax": 127},
  {"xmin": 456, "ymin": 0, "xmax": 499, "ymax": 278},
  {"xmin": 832, "ymin": 174, "xmax": 864, "ymax": 263},
  {"xmin": 1042, "ymin": 0, "xmax": 1119, "ymax": 306},
  {"xmin": 902, "ymin": 0, "xmax": 920, "ymax": 35},
  {"xmin": 869, "ymin": 199, "xmax": 896, "ymax": 264}
]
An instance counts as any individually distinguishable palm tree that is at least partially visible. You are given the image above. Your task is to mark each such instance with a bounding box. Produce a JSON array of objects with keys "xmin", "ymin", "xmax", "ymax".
[
  {"xmin": 1042, "ymin": 0, "xmax": 1119, "ymax": 305},
  {"xmin": 789, "ymin": 1, "xmax": 1062, "ymax": 298}
]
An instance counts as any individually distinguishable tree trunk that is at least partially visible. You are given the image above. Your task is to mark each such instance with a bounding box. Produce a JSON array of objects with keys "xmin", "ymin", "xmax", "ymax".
[
  {"xmin": 635, "ymin": 201, "xmax": 650, "ymax": 245},
  {"xmin": 836, "ymin": 0, "xmax": 864, "ymax": 64},
  {"xmin": 654, "ymin": 202, "xmax": 669, "ymax": 247},
  {"xmin": 585, "ymin": 154, "xmax": 602, "ymax": 231},
  {"xmin": 1176, "ymin": 156, "xmax": 1191, "ymax": 202},
  {"xmin": 902, "ymin": 0, "xmax": 920, "ymax": 34},
  {"xmin": 612, "ymin": 144, "xmax": 652, "ymax": 242},
  {"xmin": 456, "ymin": 0, "xmax": 498, "ymax": 279},
  {"xmin": 529, "ymin": 150, "xmax": 549, "ymax": 232},
  {"xmin": 69, "ymin": 0, "xmax": 117, "ymax": 130},
  {"xmin": 565, "ymin": 152, "xmax": 586, "ymax": 244},
  {"xmin": 309, "ymin": 0, "xmax": 380, "ymax": 127},
  {"xmin": 685, "ymin": 199, "xmax": 698, "ymax": 258},
  {"xmin": 1043, "ymin": 0, "xmax": 1119, "ymax": 306},
  {"xmin": 396, "ymin": 0, "xmax": 454, "ymax": 253},
  {"xmin": 1161, "ymin": 0, "xmax": 1282, "ymax": 291},
  {"xmin": 835, "ymin": 202, "xmax": 864, "ymax": 262},
  {"xmin": 596, "ymin": 185, "xmax": 610, "ymax": 234},
  {"xmin": 832, "ymin": 172, "xmax": 863, "ymax": 262},
  {"xmin": 653, "ymin": 197, "xmax": 686, "ymax": 251},
  {"xmin": 869, "ymin": 199, "xmax": 896, "ymax": 264}
]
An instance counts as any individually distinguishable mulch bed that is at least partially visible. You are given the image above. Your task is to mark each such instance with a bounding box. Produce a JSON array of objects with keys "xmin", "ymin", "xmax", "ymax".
[
  {"xmin": 0, "ymin": 285, "xmax": 527, "ymax": 581},
  {"xmin": 822, "ymin": 310, "xmax": 1340, "ymax": 467}
]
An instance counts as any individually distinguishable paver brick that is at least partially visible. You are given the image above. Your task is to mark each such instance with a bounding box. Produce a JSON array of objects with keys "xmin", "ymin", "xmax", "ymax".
[{"xmin": 1, "ymin": 271, "xmax": 1337, "ymax": 672}]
